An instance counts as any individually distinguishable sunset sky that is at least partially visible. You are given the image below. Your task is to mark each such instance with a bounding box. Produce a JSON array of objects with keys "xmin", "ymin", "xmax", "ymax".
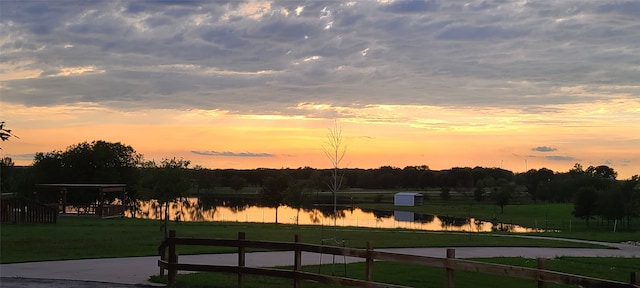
[{"xmin": 1, "ymin": 0, "xmax": 639, "ymax": 179}]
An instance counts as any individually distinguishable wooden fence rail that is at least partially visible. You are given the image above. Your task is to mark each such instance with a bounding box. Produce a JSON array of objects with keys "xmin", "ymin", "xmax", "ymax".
[
  {"xmin": 158, "ymin": 230, "xmax": 639, "ymax": 288},
  {"xmin": 0, "ymin": 197, "xmax": 57, "ymax": 224}
]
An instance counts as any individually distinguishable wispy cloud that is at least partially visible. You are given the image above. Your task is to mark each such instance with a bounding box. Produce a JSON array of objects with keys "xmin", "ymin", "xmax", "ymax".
[
  {"xmin": 545, "ymin": 156, "xmax": 577, "ymax": 162},
  {"xmin": 5, "ymin": 153, "xmax": 35, "ymax": 161},
  {"xmin": 532, "ymin": 146, "xmax": 557, "ymax": 152},
  {"xmin": 191, "ymin": 150, "xmax": 274, "ymax": 158}
]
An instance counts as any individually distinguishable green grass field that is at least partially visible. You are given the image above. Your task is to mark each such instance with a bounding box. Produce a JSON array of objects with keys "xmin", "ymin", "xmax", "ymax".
[
  {"xmin": 2, "ymin": 198, "xmax": 638, "ymax": 288},
  {"xmin": 0, "ymin": 215, "xmax": 614, "ymax": 264}
]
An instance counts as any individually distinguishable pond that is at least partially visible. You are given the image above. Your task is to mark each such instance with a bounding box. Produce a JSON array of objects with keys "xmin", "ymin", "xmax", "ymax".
[{"xmin": 126, "ymin": 197, "xmax": 540, "ymax": 233}]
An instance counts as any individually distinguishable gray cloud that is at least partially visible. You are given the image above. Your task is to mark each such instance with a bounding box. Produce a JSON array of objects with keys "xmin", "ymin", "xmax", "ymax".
[
  {"xmin": 191, "ymin": 151, "xmax": 275, "ymax": 158},
  {"xmin": 381, "ymin": 0, "xmax": 439, "ymax": 13},
  {"xmin": 546, "ymin": 156, "xmax": 578, "ymax": 162},
  {"xmin": 532, "ymin": 146, "xmax": 557, "ymax": 152},
  {"xmin": 1, "ymin": 0, "xmax": 639, "ymax": 115}
]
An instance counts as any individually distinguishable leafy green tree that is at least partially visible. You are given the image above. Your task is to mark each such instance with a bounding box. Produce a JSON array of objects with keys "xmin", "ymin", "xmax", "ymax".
[
  {"xmin": 32, "ymin": 140, "xmax": 143, "ymax": 204},
  {"xmin": 598, "ymin": 184, "xmax": 625, "ymax": 227},
  {"xmin": 606, "ymin": 176, "xmax": 640, "ymax": 230},
  {"xmin": 229, "ymin": 175, "xmax": 248, "ymax": 194},
  {"xmin": 284, "ymin": 180, "xmax": 307, "ymax": 225},
  {"xmin": 572, "ymin": 186, "xmax": 598, "ymax": 226},
  {"xmin": 492, "ymin": 179, "xmax": 514, "ymax": 213},
  {"xmin": 0, "ymin": 121, "xmax": 18, "ymax": 148},
  {"xmin": 33, "ymin": 140, "xmax": 142, "ymax": 183},
  {"xmin": 586, "ymin": 165, "xmax": 617, "ymax": 180},
  {"xmin": 142, "ymin": 158, "xmax": 191, "ymax": 238},
  {"xmin": 192, "ymin": 167, "xmax": 216, "ymax": 194},
  {"xmin": 1, "ymin": 157, "xmax": 15, "ymax": 194},
  {"xmin": 259, "ymin": 172, "xmax": 292, "ymax": 224},
  {"xmin": 524, "ymin": 168, "xmax": 554, "ymax": 201}
]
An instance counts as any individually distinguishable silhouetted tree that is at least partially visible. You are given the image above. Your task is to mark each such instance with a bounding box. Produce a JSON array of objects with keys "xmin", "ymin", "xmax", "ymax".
[
  {"xmin": 0, "ymin": 121, "xmax": 18, "ymax": 149},
  {"xmin": 32, "ymin": 140, "xmax": 143, "ymax": 205},
  {"xmin": 229, "ymin": 175, "xmax": 248, "ymax": 194},
  {"xmin": 572, "ymin": 186, "xmax": 598, "ymax": 227},
  {"xmin": 260, "ymin": 172, "xmax": 291, "ymax": 224},
  {"xmin": 493, "ymin": 179, "xmax": 514, "ymax": 213},
  {"xmin": 142, "ymin": 158, "xmax": 191, "ymax": 238}
]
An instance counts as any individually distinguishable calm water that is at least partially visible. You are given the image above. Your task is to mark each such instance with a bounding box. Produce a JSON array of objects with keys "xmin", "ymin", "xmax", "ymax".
[{"xmin": 126, "ymin": 197, "xmax": 539, "ymax": 233}]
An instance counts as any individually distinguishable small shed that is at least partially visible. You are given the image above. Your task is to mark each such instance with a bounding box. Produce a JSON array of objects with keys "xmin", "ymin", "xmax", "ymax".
[{"xmin": 394, "ymin": 192, "xmax": 424, "ymax": 206}]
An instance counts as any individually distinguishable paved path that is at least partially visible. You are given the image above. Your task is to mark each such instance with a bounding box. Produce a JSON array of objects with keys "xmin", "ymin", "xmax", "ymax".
[{"xmin": 2, "ymin": 240, "xmax": 639, "ymax": 287}]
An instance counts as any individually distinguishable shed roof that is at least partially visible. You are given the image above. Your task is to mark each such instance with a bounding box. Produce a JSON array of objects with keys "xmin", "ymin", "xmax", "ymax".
[{"xmin": 394, "ymin": 192, "xmax": 423, "ymax": 196}]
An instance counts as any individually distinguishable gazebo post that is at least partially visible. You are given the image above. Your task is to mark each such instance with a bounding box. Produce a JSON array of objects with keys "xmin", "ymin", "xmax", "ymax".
[
  {"xmin": 123, "ymin": 187, "xmax": 127, "ymax": 217},
  {"xmin": 99, "ymin": 187, "xmax": 104, "ymax": 218},
  {"xmin": 61, "ymin": 188, "xmax": 67, "ymax": 214}
]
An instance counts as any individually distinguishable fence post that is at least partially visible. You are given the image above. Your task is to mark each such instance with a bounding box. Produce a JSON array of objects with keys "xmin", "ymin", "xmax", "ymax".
[
  {"xmin": 159, "ymin": 245, "xmax": 165, "ymax": 278},
  {"xmin": 365, "ymin": 241, "xmax": 374, "ymax": 282},
  {"xmin": 537, "ymin": 258, "xmax": 546, "ymax": 288},
  {"xmin": 168, "ymin": 230, "xmax": 177, "ymax": 287},
  {"xmin": 294, "ymin": 234, "xmax": 302, "ymax": 288},
  {"xmin": 238, "ymin": 232, "xmax": 246, "ymax": 288},
  {"xmin": 631, "ymin": 271, "xmax": 637, "ymax": 285},
  {"xmin": 446, "ymin": 248, "xmax": 455, "ymax": 288}
]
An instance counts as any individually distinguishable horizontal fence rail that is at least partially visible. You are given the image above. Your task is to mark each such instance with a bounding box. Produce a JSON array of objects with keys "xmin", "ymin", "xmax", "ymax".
[
  {"xmin": 158, "ymin": 230, "xmax": 639, "ymax": 288},
  {"xmin": 0, "ymin": 197, "xmax": 57, "ymax": 224}
]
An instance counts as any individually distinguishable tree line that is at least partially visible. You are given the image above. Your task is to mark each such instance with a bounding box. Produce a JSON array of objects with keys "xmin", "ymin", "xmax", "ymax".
[{"xmin": 1, "ymin": 140, "xmax": 638, "ymax": 230}]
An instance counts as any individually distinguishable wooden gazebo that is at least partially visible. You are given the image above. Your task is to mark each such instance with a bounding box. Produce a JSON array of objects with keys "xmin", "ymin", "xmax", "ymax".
[{"xmin": 35, "ymin": 183, "xmax": 127, "ymax": 218}]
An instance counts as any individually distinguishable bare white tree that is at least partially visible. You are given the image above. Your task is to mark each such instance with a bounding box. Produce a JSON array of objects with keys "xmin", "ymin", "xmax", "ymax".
[
  {"xmin": 321, "ymin": 120, "xmax": 347, "ymax": 274},
  {"xmin": 322, "ymin": 120, "xmax": 346, "ymax": 229}
]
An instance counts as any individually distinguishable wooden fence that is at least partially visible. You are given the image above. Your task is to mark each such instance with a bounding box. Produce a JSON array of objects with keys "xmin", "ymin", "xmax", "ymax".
[
  {"xmin": 0, "ymin": 197, "xmax": 57, "ymax": 224},
  {"xmin": 158, "ymin": 230, "xmax": 639, "ymax": 288}
]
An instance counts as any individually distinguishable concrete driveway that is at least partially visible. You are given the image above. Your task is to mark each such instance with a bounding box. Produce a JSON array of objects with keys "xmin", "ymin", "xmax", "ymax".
[{"xmin": 2, "ymin": 239, "xmax": 639, "ymax": 287}]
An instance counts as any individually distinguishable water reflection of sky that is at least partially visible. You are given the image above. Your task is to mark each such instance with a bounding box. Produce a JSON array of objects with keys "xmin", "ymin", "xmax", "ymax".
[{"xmin": 127, "ymin": 198, "xmax": 539, "ymax": 233}]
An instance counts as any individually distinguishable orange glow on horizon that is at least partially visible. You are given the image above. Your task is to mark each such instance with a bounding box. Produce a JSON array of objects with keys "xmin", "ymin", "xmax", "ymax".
[{"xmin": 1, "ymin": 101, "xmax": 638, "ymax": 178}]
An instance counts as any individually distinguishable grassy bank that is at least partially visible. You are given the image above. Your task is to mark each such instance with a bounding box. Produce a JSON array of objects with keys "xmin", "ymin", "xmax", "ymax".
[
  {"xmin": 358, "ymin": 200, "xmax": 640, "ymax": 242},
  {"xmin": 152, "ymin": 256, "xmax": 640, "ymax": 288},
  {"xmin": 0, "ymin": 216, "xmax": 608, "ymax": 264}
]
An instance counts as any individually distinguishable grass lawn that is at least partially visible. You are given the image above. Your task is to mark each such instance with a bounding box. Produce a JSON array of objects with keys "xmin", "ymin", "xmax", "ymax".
[
  {"xmin": 152, "ymin": 256, "xmax": 640, "ymax": 288},
  {"xmin": 359, "ymin": 201, "xmax": 640, "ymax": 243},
  {"xmin": 0, "ymin": 216, "xmax": 611, "ymax": 264}
]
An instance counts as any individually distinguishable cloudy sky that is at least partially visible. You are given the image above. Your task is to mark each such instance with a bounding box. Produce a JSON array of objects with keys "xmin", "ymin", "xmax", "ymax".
[{"xmin": 1, "ymin": 0, "xmax": 639, "ymax": 178}]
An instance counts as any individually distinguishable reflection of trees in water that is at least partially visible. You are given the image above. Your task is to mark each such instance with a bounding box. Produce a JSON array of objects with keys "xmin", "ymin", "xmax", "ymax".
[
  {"xmin": 492, "ymin": 222, "xmax": 516, "ymax": 232},
  {"xmin": 222, "ymin": 197, "xmax": 255, "ymax": 212},
  {"xmin": 474, "ymin": 219, "xmax": 485, "ymax": 232},
  {"xmin": 196, "ymin": 196, "xmax": 257, "ymax": 210},
  {"xmin": 307, "ymin": 209, "xmax": 322, "ymax": 224},
  {"xmin": 127, "ymin": 197, "xmax": 532, "ymax": 233},
  {"xmin": 361, "ymin": 208, "xmax": 393, "ymax": 220},
  {"xmin": 171, "ymin": 198, "xmax": 183, "ymax": 221},
  {"xmin": 312, "ymin": 205, "xmax": 348, "ymax": 219},
  {"xmin": 195, "ymin": 196, "xmax": 258, "ymax": 221},
  {"xmin": 439, "ymin": 215, "xmax": 470, "ymax": 229},
  {"xmin": 189, "ymin": 197, "xmax": 214, "ymax": 221},
  {"xmin": 144, "ymin": 200, "xmax": 161, "ymax": 219},
  {"xmin": 415, "ymin": 213, "xmax": 435, "ymax": 224}
]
